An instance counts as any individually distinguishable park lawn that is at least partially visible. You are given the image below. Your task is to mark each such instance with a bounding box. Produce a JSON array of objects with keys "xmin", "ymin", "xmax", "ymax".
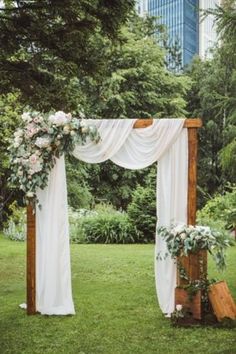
[{"xmin": 0, "ymin": 234, "xmax": 236, "ymax": 354}]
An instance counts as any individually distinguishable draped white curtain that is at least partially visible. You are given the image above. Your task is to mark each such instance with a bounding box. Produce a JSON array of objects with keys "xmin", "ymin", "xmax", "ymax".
[{"xmin": 36, "ymin": 119, "xmax": 188, "ymax": 316}]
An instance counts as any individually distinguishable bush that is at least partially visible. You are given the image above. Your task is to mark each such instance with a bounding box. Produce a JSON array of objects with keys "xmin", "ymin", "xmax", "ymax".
[
  {"xmin": 127, "ymin": 184, "xmax": 156, "ymax": 242},
  {"xmin": 3, "ymin": 202, "xmax": 26, "ymax": 241},
  {"xmin": 70, "ymin": 203, "xmax": 141, "ymax": 244},
  {"xmin": 197, "ymin": 186, "xmax": 236, "ymax": 232}
]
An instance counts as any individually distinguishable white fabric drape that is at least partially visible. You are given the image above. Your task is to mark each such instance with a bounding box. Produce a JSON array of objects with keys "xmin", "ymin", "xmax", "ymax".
[
  {"xmin": 36, "ymin": 119, "xmax": 188, "ymax": 315},
  {"xmin": 36, "ymin": 155, "xmax": 75, "ymax": 315}
]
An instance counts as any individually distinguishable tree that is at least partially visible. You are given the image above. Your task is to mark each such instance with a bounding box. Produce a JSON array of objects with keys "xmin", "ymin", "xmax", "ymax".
[
  {"xmin": 0, "ymin": 0, "xmax": 135, "ymax": 111},
  {"xmin": 82, "ymin": 14, "xmax": 190, "ymax": 118},
  {"xmin": 0, "ymin": 92, "xmax": 24, "ymax": 226},
  {"xmin": 205, "ymin": 0, "xmax": 236, "ymax": 183}
]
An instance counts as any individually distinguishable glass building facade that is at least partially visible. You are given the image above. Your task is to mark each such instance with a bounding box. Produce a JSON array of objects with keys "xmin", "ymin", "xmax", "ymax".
[{"xmin": 147, "ymin": 0, "xmax": 199, "ymax": 67}]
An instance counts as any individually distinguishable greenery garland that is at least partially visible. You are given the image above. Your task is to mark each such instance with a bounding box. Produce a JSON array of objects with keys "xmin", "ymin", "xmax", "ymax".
[
  {"xmin": 9, "ymin": 111, "xmax": 100, "ymax": 206},
  {"xmin": 157, "ymin": 224, "xmax": 231, "ymax": 270}
]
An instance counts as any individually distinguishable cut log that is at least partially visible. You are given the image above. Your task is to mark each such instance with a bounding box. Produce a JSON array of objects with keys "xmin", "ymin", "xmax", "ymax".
[
  {"xmin": 208, "ymin": 281, "xmax": 236, "ymax": 321},
  {"xmin": 175, "ymin": 287, "xmax": 201, "ymax": 320}
]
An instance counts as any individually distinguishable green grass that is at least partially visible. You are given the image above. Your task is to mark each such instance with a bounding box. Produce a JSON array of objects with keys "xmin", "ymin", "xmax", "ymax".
[{"xmin": 0, "ymin": 234, "xmax": 236, "ymax": 354}]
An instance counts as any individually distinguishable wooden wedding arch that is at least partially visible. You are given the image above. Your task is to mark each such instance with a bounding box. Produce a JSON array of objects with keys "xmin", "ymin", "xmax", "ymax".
[{"xmin": 26, "ymin": 118, "xmax": 204, "ymax": 316}]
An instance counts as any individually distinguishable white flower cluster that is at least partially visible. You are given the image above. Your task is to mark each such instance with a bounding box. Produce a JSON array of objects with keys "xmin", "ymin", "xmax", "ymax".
[
  {"xmin": 49, "ymin": 111, "xmax": 72, "ymax": 126},
  {"xmin": 10, "ymin": 110, "xmax": 100, "ymax": 205}
]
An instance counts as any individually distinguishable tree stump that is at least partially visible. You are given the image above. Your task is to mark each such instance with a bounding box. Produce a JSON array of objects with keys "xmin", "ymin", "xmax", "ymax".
[{"xmin": 208, "ymin": 281, "xmax": 236, "ymax": 321}]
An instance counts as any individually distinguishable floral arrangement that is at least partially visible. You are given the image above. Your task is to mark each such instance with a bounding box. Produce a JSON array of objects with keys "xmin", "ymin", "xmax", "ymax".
[
  {"xmin": 9, "ymin": 111, "xmax": 100, "ymax": 205},
  {"xmin": 157, "ymin": 223, "xmax": 231, "ymax": 270}
]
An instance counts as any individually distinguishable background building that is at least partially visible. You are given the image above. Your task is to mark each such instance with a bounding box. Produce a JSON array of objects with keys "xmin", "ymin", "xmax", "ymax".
[{"xmin": 136, "ymin": 0, "xmax": 221, "ymax": 67}]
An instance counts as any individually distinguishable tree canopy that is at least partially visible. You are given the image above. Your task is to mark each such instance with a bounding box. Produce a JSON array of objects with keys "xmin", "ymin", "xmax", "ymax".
[{"xmin": 0, "ymin": 0, "xmax": 135, "ymax": 110}]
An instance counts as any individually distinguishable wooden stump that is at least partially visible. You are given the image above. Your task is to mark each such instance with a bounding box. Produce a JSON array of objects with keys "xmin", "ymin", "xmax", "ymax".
[{"xmin": 208, "ymin": 281, "xmax": 236, "ymax": 321}]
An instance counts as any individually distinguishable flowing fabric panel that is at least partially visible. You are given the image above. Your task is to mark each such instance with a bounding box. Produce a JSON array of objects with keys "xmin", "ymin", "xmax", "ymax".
[
  {"xmin": 156, "ymin": 129, "xmax": 188, "ymax": 315},
  {"xmin": 36, "ymin": 155, "xmax": 75, "ymax": 315},
  {"xmin": 73, "ymin": 119, "xmax": 135, "ymax": 163},
  {"xmin": 36, "ymin": 118, "xmax": 187, "ymax": 315}
]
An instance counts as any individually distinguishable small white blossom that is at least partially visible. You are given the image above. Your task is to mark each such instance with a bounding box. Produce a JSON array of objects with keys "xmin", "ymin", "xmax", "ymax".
[
  {"xmin": 176, "ymin": 304, "xmax": 183, "ymax": 311},
  {"xmin": 49, "ymin": 111, "xmax": 70, "ymax": 126},
  {"xmin": 35, "ymin": 137, "xmax": 51, "ymax": 149},
  {"xmin": 26, "ymin": 191, "xmax": 34, "ymax": 198},
  {"xmin": 21, "ymin": 112, "xmax": 31, "ymax": 122},
  {"xmin": 63, "ymin": 124, "xmax": 71, "ymax": 134}
]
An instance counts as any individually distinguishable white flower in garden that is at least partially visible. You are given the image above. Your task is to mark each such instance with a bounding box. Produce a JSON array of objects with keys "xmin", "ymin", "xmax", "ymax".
[
  {"xmin": 26, "ymin": 191, "xmax": 34, "ymax": 198},
  {"xmin": 35, "ymin": 137, "xmax": 51, "ymax": 149},
  {"xmin": 26, "ymin": 123, "xmax": 39, "ymax": 138},
  {"xmin": 180, "ymin": 232, "xmax": 186, "ymax": 240},
  {"xmin": 70, "ymin": 130, "xmax": 76, "ymax": 136},
  {"xmin": 33, "ymin": 116, "xmax": 43, "ymax": 124},
  {"xmin": 49, "ymin": 111, "xmax": 70, "ymax": 126},
  {"xmin": 176, "ymin": 304, "xmax": 183, "ymax": 311},
  {"xmin": 81, "ymin": 126, "xmax": 88, "ymax": 133},
  {"xmin": 21, "ymin": 112, "xmax": 31, "ymax": 122},
  {"xmin": 80, "ymin": 120, "xmax": 86, "ymax": 127},
  {"xmin": 63, "ymin": 124, "xmax": 71, "ymax": 134},
  {"xmin": 29, "ymin": 154, "xmax": 38, "ymax": 164},
  {"xmin": 14, "ymin": 129, "xmax": 23, "ymax": 138}
]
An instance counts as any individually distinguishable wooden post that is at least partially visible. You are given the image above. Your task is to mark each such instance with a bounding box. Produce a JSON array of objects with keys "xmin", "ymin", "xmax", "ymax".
[{"xmin": 27, "ymin": 203, "xmax": 36, "ymax": 315}]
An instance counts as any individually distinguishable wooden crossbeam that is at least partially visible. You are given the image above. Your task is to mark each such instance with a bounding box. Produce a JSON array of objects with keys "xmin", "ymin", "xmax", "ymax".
[{"xmin": 26, "ymin": 118, "xmax": 203, "ymax": 315}]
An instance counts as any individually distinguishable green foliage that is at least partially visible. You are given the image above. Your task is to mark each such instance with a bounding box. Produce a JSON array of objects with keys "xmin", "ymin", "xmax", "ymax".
[
  {"xmin": 186, "ymin": 2, "xmax": 236, "ymax": 200},
  {"xmin": 83, "ymin": 14, "xmax": 191, "ymax": 119},
  {"xmin": 1, "ymin": 236, "xmax": 236, "ymax": 353},
  {"xmin": 3, "ymin": 202, "xmax": 26, "ymax": 241},
  {"xmin": 157, "ymin": 224, "xmax": 231, "ymax": 271},
  {"xmin": 0, "ymin": 92, "xmax": 24, "ymax": 226},
  {"xmin": 127, "ymin": 182, "xmax": 156, "ymax": 243},
  {"xmin": 0, "ymin": 0, "xmax": 135, "ymax": 111},
  {"xmin": 71, "ymin": 204, "xmax": 140, "ymax": 244},
  {"xmin": 197, "ymin": 186, "xmax": 236, "ymax": 231}
]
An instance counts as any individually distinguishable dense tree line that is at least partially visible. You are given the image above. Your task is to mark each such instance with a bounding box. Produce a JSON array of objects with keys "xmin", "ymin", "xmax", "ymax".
[{"xmin": 0, "ymin": 0, "xmax": 235, "ymax": 226}]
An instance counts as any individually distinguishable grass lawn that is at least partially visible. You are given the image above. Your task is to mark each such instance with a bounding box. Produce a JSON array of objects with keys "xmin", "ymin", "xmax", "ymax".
[{"xmin": 0, "ymin": 234, "xmax": 236, "ymax": 354}]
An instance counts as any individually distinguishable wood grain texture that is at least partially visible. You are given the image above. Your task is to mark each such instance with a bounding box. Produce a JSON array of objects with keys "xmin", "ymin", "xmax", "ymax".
[
  {"xmin": 133, "ymin": 118, "xmax": 202, "ymax": 129},
  {"xmin": 27, "ymin": 203, "xmax": 36, "ymax": 315},
  {"xmin": 208, "ymin": 281, "xmax": 236, "ymax": 321},
  {"xmin": 175, "ymin": 287, "xmax": 201, "ymax": 320}
]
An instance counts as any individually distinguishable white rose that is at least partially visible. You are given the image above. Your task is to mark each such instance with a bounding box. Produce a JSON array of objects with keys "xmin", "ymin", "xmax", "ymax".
[
  {"xmin": 180, "ymin": 232, "xmax": 187, "ymax": 240},
  {"xmin": 80, "ymin": 120, "xmax": 86, "ymax": 127},
  {"xmin": 22, "ymin": 112, "xmax": 31, "ymax": 122},
  {"xmin": 35, "ymin": 137, "xmax": 51, "ymax": 149},
  {"xmin": 63, "ymin": 124, "xmax": 71, "ymax": 134},
  {"xmin": 81, "ymin": 126, "xmax": 88, "ymax": 133},
  {"xmin": 26, "ymin": 191, "xmax": 34, "ymax": 198},
  {"xmin": 176, "ymin": 304, "xmax": 183, "ymax": 311},
  {"xmin": 49, "ymin": 111, "xmax": 69, "ymax": 126},
  {"xmin": 14, "ymin": 129, "xmax": 23, "ymax": 138}
]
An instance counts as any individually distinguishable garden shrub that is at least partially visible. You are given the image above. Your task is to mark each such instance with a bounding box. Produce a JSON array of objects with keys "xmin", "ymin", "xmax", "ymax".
[
  {"xmin": 127, "ymin": 184, "xmax": 156, "ymax": 243},
  {"xmin": 70, "ymin": 203, "xmax": 141, "ymax": 244},
  {"xmin": 80, "ymin": 211, "xmax": 140, "ymax": 244},
  {"xmin": 3, "ymin": 202, "xmax": 26, "ymax": 241},
  {"xmin": 197, "ymin": 186, "xmax": 236, "ymax": 233}
]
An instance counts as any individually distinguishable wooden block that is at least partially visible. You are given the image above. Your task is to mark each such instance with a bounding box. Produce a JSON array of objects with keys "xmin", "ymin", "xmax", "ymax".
[
  {"xmin": 177, "ymin": 250, "xmax": 207, "ymax": 286},
  {"xmin": 208, "ymin": 281, "xmax": 236, "ymax": 321},
  {"xmin": 175, "ymin": 287, "xmax": 201, "ymax": 320}
]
